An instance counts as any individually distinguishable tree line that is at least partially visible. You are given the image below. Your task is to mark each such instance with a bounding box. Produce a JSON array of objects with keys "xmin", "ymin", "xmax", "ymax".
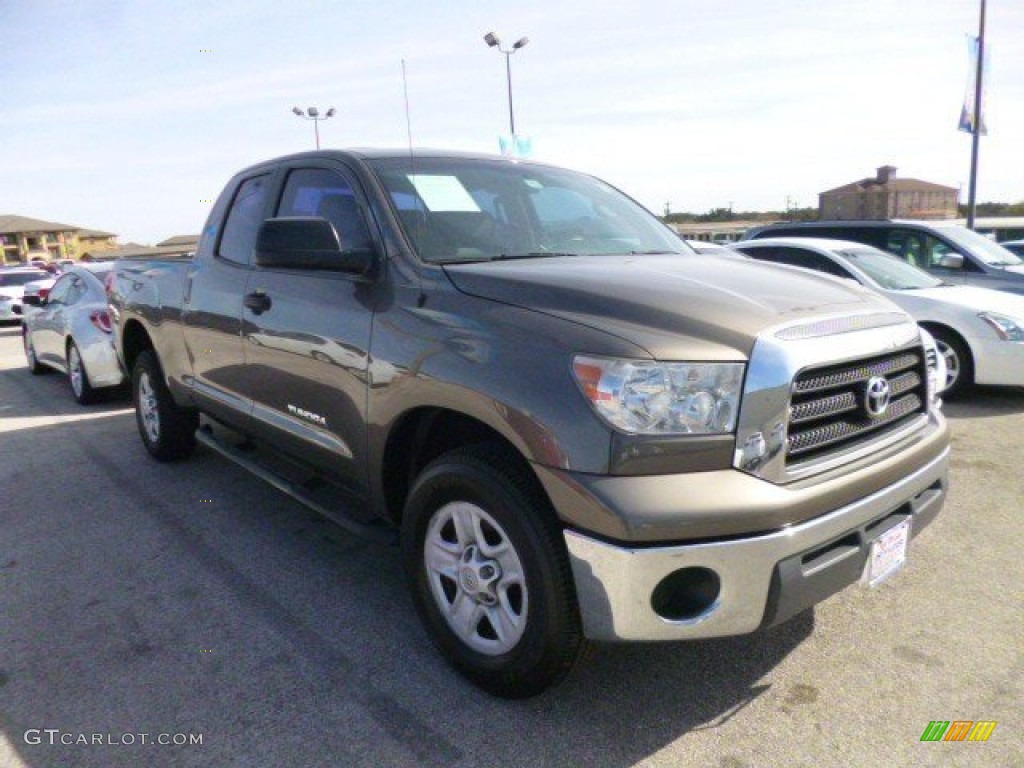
[{"xmin": 661, "ymin": 200, "xmax": 1024, "ymax": 224}]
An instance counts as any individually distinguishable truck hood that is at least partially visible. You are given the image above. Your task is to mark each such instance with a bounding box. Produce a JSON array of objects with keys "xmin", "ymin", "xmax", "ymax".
[{"xmin": 444, "ymin": 255, "xmax": 898, "ymax": 360}]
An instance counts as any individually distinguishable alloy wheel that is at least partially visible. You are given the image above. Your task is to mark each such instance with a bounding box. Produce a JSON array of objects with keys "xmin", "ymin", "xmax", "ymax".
[
  {"xmin": 138, "ymin": 371, "xmax": 161, "ymax": 443},
  {"xmin": 424, "ymin": 501, "xmax": 529, "ymax": 655}
]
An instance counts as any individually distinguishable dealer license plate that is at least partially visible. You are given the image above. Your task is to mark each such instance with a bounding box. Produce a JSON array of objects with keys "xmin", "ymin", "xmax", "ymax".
[{"xmin": 862, "ymin": 518, "xmax": 911, "ymax": 587}]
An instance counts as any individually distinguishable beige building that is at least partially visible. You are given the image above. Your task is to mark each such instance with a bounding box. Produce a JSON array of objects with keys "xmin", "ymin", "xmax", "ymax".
[
  {"xmin": 819, "ymin": 166, "xmax": 958, "ymax": 220},
  {"xmin": 157, "ymin": 234, "xmax": 200, "ymax": 250},
  {"xmin": 0, "ymin": 215, "xmax": 118, "ymax": 264}
]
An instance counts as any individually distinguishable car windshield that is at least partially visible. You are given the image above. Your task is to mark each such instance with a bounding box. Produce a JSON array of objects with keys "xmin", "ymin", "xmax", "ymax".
[
  {"xmin": 0, "ymin": 271, "xmax": 48, "ymax": 287},
  {"xmin": 840, "ymin": 248, "xmax": 944, "ymax": 290},
  {"xmin": 938, "ymin": 226, "xmax": 1023, "ymax": 267},
  {"xmin": 368, "ymin": 157, "xmax": 687, "ymax": 264}
]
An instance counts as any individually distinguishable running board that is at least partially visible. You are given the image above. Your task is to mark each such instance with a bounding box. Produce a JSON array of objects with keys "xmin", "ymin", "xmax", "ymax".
[{"xmin": 195, "ymin": 425, "xmax": 397, "ymax": 546}]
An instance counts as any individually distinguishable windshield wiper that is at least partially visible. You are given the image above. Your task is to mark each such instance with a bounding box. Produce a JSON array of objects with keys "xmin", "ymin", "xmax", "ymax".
[
  {"xmin": 440, "ymin": 252, "xmax": 577, "ymax": 265},
  {"xmin": 492, "ymin": 252, "xmax": 578, "ymax": 260},
  {"xmin": 628, "ymin": 250, "xmax": 680, "ymax": 255}
]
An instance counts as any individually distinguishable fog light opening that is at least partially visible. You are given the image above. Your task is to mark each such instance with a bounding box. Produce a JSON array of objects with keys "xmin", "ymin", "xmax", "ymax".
[{"xmin": 651, "ymin": 567, "xmax": 721, "ymax": 622}]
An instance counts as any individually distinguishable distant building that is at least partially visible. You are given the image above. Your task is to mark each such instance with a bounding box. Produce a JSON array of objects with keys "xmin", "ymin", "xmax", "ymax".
[
  {"xmin": 157, "ymin": 234, "xmax": 200, "ymax": 249},
  {"xmin": 76, "ymin": 228, "xmax": 119, "ymax": 256},
  {"xmin": 81, "ymin": 242, "xmax": 194, "ymax": 261},
  {"xmin": 819, "ymin": 166, "xmax": 958, "ymax": 220},
  {"xmin": 0, "ymin": 214, "xmax": 118, "ymax": 264},
  {"xmin": 671, "ymin": 221, "xmax": 763, "ymax": 243}
]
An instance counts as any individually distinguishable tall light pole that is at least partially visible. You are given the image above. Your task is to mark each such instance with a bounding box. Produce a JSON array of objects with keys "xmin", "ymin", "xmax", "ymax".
[
  {"xmin": 291, "ymin": 106, "xmax": 336, "ymax": 149},
  {"xmin": 965, "ymin": 0, "xmax": 986, "ymax": 229},
  {"xmin": 484, "ymin": 32, "xmax": 529, "ymax": 136}
]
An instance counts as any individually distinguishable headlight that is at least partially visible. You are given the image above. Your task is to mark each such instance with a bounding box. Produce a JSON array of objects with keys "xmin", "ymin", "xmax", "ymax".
[
  {"xmin": 572, "ymin": 356, "xmax": 744, "ymax": 434},
  {"xmin": 978, "ymin": 311, "xmax": 1024, "ymax": 342},
  {"xmin": 919, "ymin": 327, "xmax": 946, "ymax": 402}
]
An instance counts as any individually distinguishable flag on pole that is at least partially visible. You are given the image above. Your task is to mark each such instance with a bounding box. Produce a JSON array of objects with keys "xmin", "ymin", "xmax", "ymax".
[
  {"xmin": 499, "ymin": 135, "xmax": 533, "ymax": 158},
  {"xmin": 958, "ymin": 35, "xmax": 989, "ymax": 135}
]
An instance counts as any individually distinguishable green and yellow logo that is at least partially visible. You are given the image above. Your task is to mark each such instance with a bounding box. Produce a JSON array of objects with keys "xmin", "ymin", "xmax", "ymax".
[{"xmin": 920, "ymin": 720, "xmax": 996, "ymax": 742}]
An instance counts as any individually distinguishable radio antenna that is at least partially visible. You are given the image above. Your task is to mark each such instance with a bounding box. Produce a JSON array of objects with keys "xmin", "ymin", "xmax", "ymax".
[
  {"xmin": 402, "ymin": 58, "xmax": 414, "ymax": 156},
  {"xmin": 401, "ymin": 59, "xmax": 426, "ymax": 306}
]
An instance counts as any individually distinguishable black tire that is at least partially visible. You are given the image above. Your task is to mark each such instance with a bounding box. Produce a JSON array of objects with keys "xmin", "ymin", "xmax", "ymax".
[
  {"xmin": 23, "ymin": 331, "xmax": 47, "ymax": 375},
  {"xmin": 401, "ymin": 443, "xmax": 586, "ymax": 698},
  {"xmin": 928, "ymin": 327, "xmax": 973, "ymax": 399},
  {"xmin": 132, "ymin": 350, "xmax": 199, "ymax": 461},
  {"xmin": 67, "ymin": 341, "xmax": 98, "ymax": 405}
]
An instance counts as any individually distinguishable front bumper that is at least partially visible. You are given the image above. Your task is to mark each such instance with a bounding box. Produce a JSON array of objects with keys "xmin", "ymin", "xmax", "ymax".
[
  {"xmin": 971, "ymin": 336, "xmax": 1024, "ymax": 387},
  {"xmin": 561, "ymin": 444, "xmax": 949, "ymax": 641}
]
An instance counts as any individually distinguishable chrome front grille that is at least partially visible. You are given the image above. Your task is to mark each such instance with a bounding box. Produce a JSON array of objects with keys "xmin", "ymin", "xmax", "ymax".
[{"xmin": 787, "ymin": 349, "xmax": 928, "ymax": 464}]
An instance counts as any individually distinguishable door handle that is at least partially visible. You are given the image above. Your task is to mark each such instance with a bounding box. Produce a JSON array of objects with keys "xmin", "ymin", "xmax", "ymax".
[{"xmin": 243, "ymin": 291, "xmax": 272, "ymax": 314}]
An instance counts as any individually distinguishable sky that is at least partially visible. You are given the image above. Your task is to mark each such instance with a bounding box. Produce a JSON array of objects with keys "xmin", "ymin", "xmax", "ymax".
[{"xmin": 2, "ymin": 0, "xmax": 1022, "ymax": 245}]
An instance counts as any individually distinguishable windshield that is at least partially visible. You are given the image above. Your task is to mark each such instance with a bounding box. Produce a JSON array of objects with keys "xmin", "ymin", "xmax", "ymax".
[
  {"xmin": 939, "ymin": 226, "xmax": 1023, "ymax": 267},
  {"xmin": 0, "ymin": 271, "xmax": 48, "ymax": 287},
  {"xmin": 368, "ymin": 157, "xmax": 687, "ymax": 264},
  {"xmin": 840, "ymin": 248, "xmax": 944, "ymax": 290}
]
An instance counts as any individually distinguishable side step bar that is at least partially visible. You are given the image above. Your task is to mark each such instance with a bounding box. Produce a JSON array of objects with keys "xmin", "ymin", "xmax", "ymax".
[{"xmin": 196, "ymin": 425, "xmax": 397, "ymax": 546}]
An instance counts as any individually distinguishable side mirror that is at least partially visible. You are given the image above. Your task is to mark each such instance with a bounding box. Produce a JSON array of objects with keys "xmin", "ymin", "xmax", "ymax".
[
  {"xmin": 23, "ymin": 295, "xmax": 42, "ymax": 307},
  {"xmin": 937, "ymin": 253, "xmax": 964, "ymax": 269},
  {"xmin": 254, "ymin": 217, "xmax": 375, "ymax": 275},
  {"xmin": 12, "ymin": 304, "xmax": 22, "ymax": 315}
]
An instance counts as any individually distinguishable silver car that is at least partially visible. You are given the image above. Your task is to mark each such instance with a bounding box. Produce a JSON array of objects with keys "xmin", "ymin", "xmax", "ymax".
[{"xmin": 22, "ymin": 264, "xmax": 125, "ymax": 404}]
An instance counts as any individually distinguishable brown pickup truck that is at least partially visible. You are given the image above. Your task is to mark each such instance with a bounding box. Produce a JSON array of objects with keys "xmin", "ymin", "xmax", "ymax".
[{"xmin": 110, "ymin": 149, "xmax": 950, "ymax": 697}]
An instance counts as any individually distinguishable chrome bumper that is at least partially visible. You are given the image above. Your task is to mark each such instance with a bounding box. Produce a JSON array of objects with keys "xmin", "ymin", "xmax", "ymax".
[{"xmin": 564, "ymin": 445, "xmax": 949, "ymax": 641}]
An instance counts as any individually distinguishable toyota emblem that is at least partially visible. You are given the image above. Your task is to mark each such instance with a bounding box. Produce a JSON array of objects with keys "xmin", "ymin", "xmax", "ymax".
[{"xmin": 865, "ymin": 375, "xmax": 891, "ymax": 418}]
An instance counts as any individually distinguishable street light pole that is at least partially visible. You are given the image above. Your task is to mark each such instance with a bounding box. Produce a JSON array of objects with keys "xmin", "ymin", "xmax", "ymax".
[
  {"xmin": 966, "ymin": 0, "xmax": 987, "ymax": 230},
  {"xmin": 484, "ymin": 32, "xmax": 529, "ymax": 137},
  {"xmin": 504, "ymin": 51, "xmax": 515, "ymax": 136},
  {"xmin": 291, "ymin": 106, "xmax": 336, "ymax": 149}
]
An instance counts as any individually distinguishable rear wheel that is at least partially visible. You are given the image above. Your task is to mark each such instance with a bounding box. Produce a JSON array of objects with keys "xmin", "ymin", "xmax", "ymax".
[
  {"xmin": 67, "ymin": 341, "xmax": 98, "ymax": 405},
  {"xmin": 132, "ymin": 350, "xmax": 198, "ymax": 461},
  {"xmin": 401, "ymin": 444, "xmax": 586, "ymax": 698}
]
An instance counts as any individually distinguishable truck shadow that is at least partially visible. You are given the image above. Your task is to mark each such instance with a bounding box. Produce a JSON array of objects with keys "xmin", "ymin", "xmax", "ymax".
[
  {"xmin": 943, "ymin": 385, "xmax": 1024, "ymax": 419},
  {"xmin": 0, "ymin": 411, "xmax": 812, "ymax": 768}
]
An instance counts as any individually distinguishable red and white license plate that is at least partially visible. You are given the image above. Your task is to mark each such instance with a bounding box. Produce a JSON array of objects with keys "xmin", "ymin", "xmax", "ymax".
[{"xmin": 862, "ymin": 518, "xmax": 911, "ymax": 587}]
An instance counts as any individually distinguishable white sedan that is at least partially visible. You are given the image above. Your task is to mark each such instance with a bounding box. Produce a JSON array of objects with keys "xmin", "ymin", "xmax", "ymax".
[
  {"xmin": 0, "ymin": 267, "xmax": 49, "ymax": 322},
  {"xmin": 732, "ymin": 237, "xmax": 1024, "ymax": 397},
  {"xmin": 21, "ymin": 264, "xmax": 125, "ymax": 404}
]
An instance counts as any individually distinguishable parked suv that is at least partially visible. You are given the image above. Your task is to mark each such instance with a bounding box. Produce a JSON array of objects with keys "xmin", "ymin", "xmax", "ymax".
[{"xmin": 742, "ymin": 220, "xmax": 1024, "ymax": 296}]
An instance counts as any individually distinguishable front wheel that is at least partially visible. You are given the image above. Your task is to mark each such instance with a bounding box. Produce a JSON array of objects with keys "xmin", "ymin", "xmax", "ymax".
[
  {"xmin": 401, "ymin": 444, "xmax": 586, "ymax": 698},
  {"xmin": 929, "ymin": 328, "xmax": 973, "ymax": 399},
  {"xmin": 24, "ymin": 332, "xmax": 46, "ymax": 375},
  {"xmin": 132, "ymin": 350, "xmax": 198, "ymax": 461}
]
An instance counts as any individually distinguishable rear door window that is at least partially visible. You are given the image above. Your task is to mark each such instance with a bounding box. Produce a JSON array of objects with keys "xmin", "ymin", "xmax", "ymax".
[
  {"xmin": 218, "ymin": 174, "xmax": 271, "ymax": 265},
  {"xmin": 744, "ymin": 246, "xmax": 849, "ymax": 277}
]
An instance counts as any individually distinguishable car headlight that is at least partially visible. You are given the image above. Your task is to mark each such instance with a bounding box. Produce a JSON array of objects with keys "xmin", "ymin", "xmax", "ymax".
[
  {"xmin": 572, "ymin": 356, "xmax": 744, "ymax": 434},
  {"xmin": 978, "ymin": 311, "xmax": 1024, "ymax": 342}
]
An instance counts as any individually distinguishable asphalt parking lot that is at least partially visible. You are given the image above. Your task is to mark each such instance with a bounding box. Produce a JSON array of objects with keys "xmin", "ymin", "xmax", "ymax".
[{"xmin": 0, "ymin": 324, "xmax": 1021, "ymax": 768}]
